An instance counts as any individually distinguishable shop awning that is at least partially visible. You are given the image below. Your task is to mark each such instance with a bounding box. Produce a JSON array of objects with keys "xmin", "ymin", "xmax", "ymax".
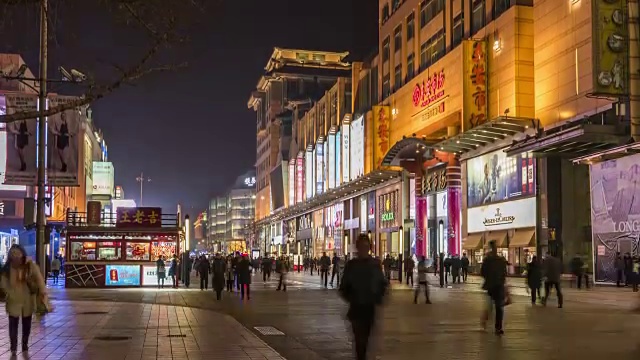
[
  {"xmin": 381, "ymin": 136, "xmax": 439, "ymax": 166},
  {"xmin": 485, "ymin": 230, "xmax": 508, "ymax": 248},
  {"xmin": 433, "ymin": 116, "xmax": 536, "ymax": 155},
  {"xmin": 509, "ymin": 228, "xmax": 535, "ymax": 248},
  {"xmin": 505, "ymin": 120, "xmax": 629, "ymax": 158},
  {"xmin": 462, "ymin": 232, "xmax": 484, "ymax": 250},
  {"xmin": 571, "ymin": 142, "xmax": 640, "ymax": 165},
  {"xmin": 256, "ymin": 169, "xmax": 402, "ymax": 226}
]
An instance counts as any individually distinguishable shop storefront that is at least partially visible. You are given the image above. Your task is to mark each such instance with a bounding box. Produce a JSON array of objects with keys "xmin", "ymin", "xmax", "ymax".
[
  {"xmin": 295, "ymin": 213, "xmax": 312, "ymax": 258},
  {"xmin": 463, "ymin": 148, "xmax": 537, "ymax": 274},
  {"xmin": 312, "ymin": 209, "xmax": 324, "ymax": 257},
  {"xmin": 423, "ymin": 166, "xmax": 449, "ymax": 258},
  {"xmin": 65, "ymin": 207, "xmax": 181, "ymax": 288},
  {"xmin": 376, "ymin": 184, "xmax": 402, "ymax": 257},
  {"xmin": 343, "ymin": 197, "xmax": 361, "ymax": 257}
]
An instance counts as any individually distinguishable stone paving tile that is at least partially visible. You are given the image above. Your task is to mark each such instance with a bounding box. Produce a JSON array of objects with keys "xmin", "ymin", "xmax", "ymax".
[{"xmin": 0, "ymin": 301, "xmax": 285, "ymax": 360}]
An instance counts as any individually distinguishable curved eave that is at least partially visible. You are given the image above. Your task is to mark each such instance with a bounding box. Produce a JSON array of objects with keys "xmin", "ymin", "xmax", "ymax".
[{"xmin": 381, "ymin": 137, "xmax": 440, "ymax": 167}]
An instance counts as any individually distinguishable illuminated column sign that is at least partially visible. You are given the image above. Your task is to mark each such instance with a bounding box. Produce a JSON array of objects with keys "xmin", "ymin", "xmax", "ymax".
[
  {"xmin": 342, "ymin": 123, "xmax": 350, "ymax": 184},
  {"xmin": 328, "ymin": 134, "xmax": 336, "ymax": 189},
  {"xmin": 335, "ymin": 130, "xmax": 341, "ymax": 187},
  {"xmin": 305, "ymin": 151, "xmax": 313, "ymax": 200},
  {"xmin": 323, "ymin": 141, "xmax": 329, "ymax": 193},
  {"xmin": 288, "ymin": 161, "xmax": 295, "ymax": 207},
  {"xmin": 316, "ymin": 142, "xmax": 324, "ymax": 195},
  {"xmin": 296, "ymin": 155, "xmax": 304, "ymax": 204}
]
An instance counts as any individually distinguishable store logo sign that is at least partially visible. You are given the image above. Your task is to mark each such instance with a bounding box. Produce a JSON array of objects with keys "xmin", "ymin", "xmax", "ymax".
[
  {"xmin": 0, "ymin": 201, "xmax": 4, "ymax": 216},
  {"xmin": 244, "ymin": 177, "xmax": 256, "ymax": 187},
  {"xmin": 483, "ymin": 208, "xmax": 515, "ymax": 227},
  {"xmin": 381, "ymin": 212, "xmax": 395, "ymax": 222}
]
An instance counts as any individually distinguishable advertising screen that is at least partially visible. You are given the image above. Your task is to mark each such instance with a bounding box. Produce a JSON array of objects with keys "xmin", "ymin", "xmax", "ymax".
[
  {"xmin": 92, "ymin": 161, "xmax": 115, "ymax": 196},
  {"xmin": 305, "ymin": 151, "xmax": 313, "ymax": 199},
  {"xmin": 141, "ymin": 265, "xmax": 163, "ymax": 286},
  {"xmin": 316, "ymin": 142, "xmax": 324, "ymax": 195},
  {"xmin": 341, "ymin": 123, "xmax": 350, "ymax": 184},
  {"xmin": 328, "ymin": 134, "xmax": 336, "ymax": 189},
  {"xmin": 466, "ymin": 149, "xmax": 535, "ymax": 208},
  {"xmin": 105, "ymin": 265, "xmax": 141, "ymax": 286},
  {"xmin": 350, "ymin": 115, "xmax": 365, "ymax": 181},
  {"xmin": 296, "ymin": 155, "xmax": 304, "ymax": 203}
]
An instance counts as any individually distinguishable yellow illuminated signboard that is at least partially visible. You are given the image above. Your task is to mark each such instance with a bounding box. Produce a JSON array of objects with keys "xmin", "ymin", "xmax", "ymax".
[{"xmin": 592, "ymin": 0, "xmax": 629, "ymax": 96}]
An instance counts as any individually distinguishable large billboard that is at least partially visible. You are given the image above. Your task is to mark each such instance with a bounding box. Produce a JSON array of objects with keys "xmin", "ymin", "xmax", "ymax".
[
  {"xmin": 92, "ymin": 161, "xmax": 114, "ymax": 196},
  {"xmin": 350, "ymin": 115, "xmax": 365, "ymax": 181},
  {"xmin": 466, "ymin": 149, "xmax": 535, "ymax": 208},
  {"xmin": 590, "ymin": 154, "xmax": 640, "ymax": 282},
  {"xmin": 341, "ymin": 123, "xmax": 350, "ymax": 184},
  {"xmin": 462, "ymin": 40, "xmax": 488, "ymax": 131},
  {"xmin": 47, "ymin": 96, "xmax": 81, "ymax": 186},
  {"xmin": 372, "ymin": 106, "xmax": 390, "ymax": 169},
  {"xmin": 316, "ymin": 141, "xmax": 324, "ymax": 195},
  {"xmin": 1, "ymin": 94, "xmax": 38, "ymax": 186},
  {"xmin": 328, "ymin": 133, "xmax": 336, "ymax": 189},
  {"xmin": 467, "ymin": 197, "xmax": 536, "ymax": 233},
  {"xmin": 592, "ymin": 0, "xmax": 629, "ymax": 96}
]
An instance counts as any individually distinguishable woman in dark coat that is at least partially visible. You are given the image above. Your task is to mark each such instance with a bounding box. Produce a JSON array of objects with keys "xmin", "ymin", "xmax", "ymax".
[
  {"xmin": 236, "ymin": 255, "xmax": 252, "ymax": 300},
  {"xmin": 211, "ymin": 254, "xmax": 226, "ymax": 300},
  {"xmin": 526, "ymin": 255, "xmax": 542, "ymax": 305}
]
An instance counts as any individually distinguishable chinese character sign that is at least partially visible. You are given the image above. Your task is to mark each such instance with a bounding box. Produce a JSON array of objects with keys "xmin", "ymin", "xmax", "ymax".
[
  {"xmin": 592, "ymin": 0, "xmax": 629, "ymax": 96},
  {"xmin": 116, "ymin": 207, "xmax": 162, "ymax": 228},
  {"xmin": 412, "ymin": 70, "xmax": 446, "ymax": 108},
  {"xmin": 372, "ymin": 106, "xmax": 391, "ymax": 169},
  {"xmin": 462, "ymin": 40, "xmax": 488, "ymax": 131}
]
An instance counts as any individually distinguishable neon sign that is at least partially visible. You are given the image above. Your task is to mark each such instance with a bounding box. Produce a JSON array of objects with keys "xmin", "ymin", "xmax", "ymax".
[{"xmin": 412, "ymin": 70, "xmax": 445, "ymax": 108}]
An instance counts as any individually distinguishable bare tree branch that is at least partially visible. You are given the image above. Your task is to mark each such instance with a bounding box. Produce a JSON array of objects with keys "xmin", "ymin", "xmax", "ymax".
[{"xmin": 0, "ymin": 0, "xmax": 205, "ymax": 123}]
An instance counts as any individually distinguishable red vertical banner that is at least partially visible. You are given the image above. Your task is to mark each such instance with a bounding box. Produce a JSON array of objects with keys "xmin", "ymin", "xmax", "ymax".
[
  {"xmin": 528, "ymin": 157, "xmax": 534, "ymax": 194},
  {"xmin": 447, "ymin": 187, "xmax": 461, "ymax": 256},
  {"xmin": 415, "ymin": 197, "xmax": 427, "ymax": 258}
]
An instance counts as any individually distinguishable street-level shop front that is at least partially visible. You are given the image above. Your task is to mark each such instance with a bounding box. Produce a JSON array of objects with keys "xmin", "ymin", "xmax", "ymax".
[
  {"xmin": 376, "ymin": 182, "xmax": 403, "ymax": 258},
  {"xmin": 65, "ymin": 206, "xmax": 181, "ymax": 288},
  {"xmin": 295, "ymin": 213, "xmax": 313, "ymax": 258},
  {"xmin": 463, "ymin": 148, "xmax": 537, "ymax": 274}
]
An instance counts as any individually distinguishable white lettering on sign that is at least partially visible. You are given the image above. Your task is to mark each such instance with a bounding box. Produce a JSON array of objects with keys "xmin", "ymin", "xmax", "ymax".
[
  {"xmin": 0, "ymin": 201, "xmax": 4, "ymax": 216},
  {"xmin": 482, "ymin": 208, "xmax": 516, "ymax": 227},
  {"xmin": 614, "ymin": 220, "xmax": 640, "ymax": 233},
  {"xmin": 244, "ymin": 177, "xmax": 256, "ymax": 187}
]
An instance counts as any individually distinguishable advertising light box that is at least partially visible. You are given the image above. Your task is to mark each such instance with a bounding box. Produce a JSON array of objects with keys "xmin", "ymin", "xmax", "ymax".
[
  {"xmin": 105, "ymin": 265, "xmax": 141, "ymax": 286},
  {"xmin": 142, "ymin": 265, "xmax": 161, "ymax": 286}
]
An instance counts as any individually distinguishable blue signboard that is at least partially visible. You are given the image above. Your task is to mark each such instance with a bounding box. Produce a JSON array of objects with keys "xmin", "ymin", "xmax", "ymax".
[{"xmin": 105, "ymin": 265, "xmax": 141, "ymax": 286}]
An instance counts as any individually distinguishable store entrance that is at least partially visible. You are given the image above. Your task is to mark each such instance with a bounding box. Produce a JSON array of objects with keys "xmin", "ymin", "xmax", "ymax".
[{"xmin": 379, "ymin": 231, "xmax": 400, "ymax": 258}]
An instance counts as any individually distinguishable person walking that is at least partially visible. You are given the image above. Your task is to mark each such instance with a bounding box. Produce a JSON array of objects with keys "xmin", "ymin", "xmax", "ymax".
[
  {"xmin": 526, "ymin": 255, "xmax": 542, "ymax": 305},
  {"xmin": 168, "ymin": 254, "xmax": 179, "ymax": 289},
  {"xmin": 382, "ymin": 255, "xmax": 392, "ymax": 282},
  {"xmin": 262, "ymin": 256, "xmax": 272, "ymax": 282},
  {"xmin": 480, "ymin": 240, "xmax": 508, "ymax": 335},
  {"xmin": 339, "ymin": 234, "xmax": 387, "ymax": 360},
  {"xmin": 211, "ymin": 253, "xmax": 226, "ymax": 300},
  {"xmin": 542, "ymin": 252, "xmax": 563, "ymax": 308},
  {"xmin": 570, "ymin": 254, "xmax": 587, "ymax": 289},
  {"xmin": 237, "ymin": 254, "xmax": 252, "ymax": 300},
  {"xmin": 461, "ymin": 253, "xmax": 470, "ymax": 282},
  {"xmin": 451, "ymin": 255, "xmax": 461, "ymax": 284},
  {"xmin": 414, "ymin": 256, "xmax": 431, "ymax": 304},
  {"xmin": 405, "ymin": 255, "xmax": 415, "ymax": 287},
  {"xmin": 330, "ymin": 253, "xmax": 340, "ymax": 287},
  {"xmin": 0, "ymin": 244, "xmax": 47, "ymax": 354},
  {"xmin": 50, "ymin": 256, "xmax": 61, "ymax": 285},
  {"xmin": 225, "ymin": 256, "xmax": 235, "ymax": 292},
  {"xmin": 156, "ymin": 256, "xmax": 166, "ymax": 289},
  {"xmin": 319, "ymin": 252, "xmax": 331, "ymax": 288},
  {"xmin": 276, "ymin": 256, "xmax": 288, "ymax": 291},
  {"xmin": 197, "ymin": 255, "xmax": 210, "ymax": 290}
]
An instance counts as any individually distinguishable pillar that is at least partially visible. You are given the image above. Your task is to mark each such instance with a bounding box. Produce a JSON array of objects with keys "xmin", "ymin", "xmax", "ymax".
[
  {"xmin": 446, "ymin": 157, "xmax": 462, "ymax": 256},
  {"xmin": 400, "ymin": 158, "xmax": 426, "ymax": 258}
]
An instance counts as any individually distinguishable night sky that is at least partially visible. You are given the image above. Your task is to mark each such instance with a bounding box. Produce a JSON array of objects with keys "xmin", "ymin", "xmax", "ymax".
[{"xmin": 1, "ymin": 0, "xmax": 377, "ymax": 215}]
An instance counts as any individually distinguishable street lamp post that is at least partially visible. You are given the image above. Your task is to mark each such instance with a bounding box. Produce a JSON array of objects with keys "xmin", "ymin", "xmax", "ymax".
[{"xmin": 136, "ymin": 172, "xmax": 151, "ymax": 206}]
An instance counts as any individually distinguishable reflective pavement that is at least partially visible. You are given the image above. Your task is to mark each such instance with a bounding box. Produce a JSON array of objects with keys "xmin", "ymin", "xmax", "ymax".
[
  {"xmin": 41, "ymin": 271, "xmax": 640, "ymax": 360},
  {"xmin": 0, "ymin": 301, "xmax": 285, "ymax": 360}
]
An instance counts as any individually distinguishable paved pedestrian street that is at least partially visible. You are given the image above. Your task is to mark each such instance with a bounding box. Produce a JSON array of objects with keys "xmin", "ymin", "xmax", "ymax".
[
  {"xmin": 36, "ymin": 272, "xmax": 640, "ymax": 360},
  {"xmin": 0, "ymin": 301, "xmax": 284, "ymax": 360}
]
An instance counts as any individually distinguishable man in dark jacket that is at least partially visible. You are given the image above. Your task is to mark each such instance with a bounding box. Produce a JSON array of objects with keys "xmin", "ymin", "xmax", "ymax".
[
  {"xmin": 570, "ymin": 254, "xmax": 587, "ymax": 289},
  {"xmin": 197, "ymin": 255, "xmax": 210, "ymax": 290},
  {"xmin": 261, "ymin": 256, "xmax": 273, "ymax": 282},
  {"xmin": 461, "ymin": 253, "xmax": 470, "ymax": 282},
  {"xmin": 330, "ymin": 254, "xmax": 340, "ymax": 287},
  {"xmin": 615, "ymin": 252, "xmax": 625, "ymax": 287},
  {"xmin": 542, "ymin": 252, "xmax": 563, "ymax": 308},
  {"xmin": 624, "ymin": 253, "xmax": 633, "ymax": 287},
  {"xmin": 319, "ymin": 252, "xmax": 331, "ymax": 288},
  {"xmin": 339, "ymin": 234, "xmax": 387, "ymax": 360},
  {"xmin": 405, "ymin": 255, "xmax": 415, "ymax": 286},
  {"xmin": 451, "ymin": 255, "xmax": 461, "ymax": 284},
  {"xmin": 480, "ymin": 241, "xmax": 507, "ymax": 335},
  {"xmin": 211, "ymin": 254, "xmax": 226, "ymax": 300}
]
